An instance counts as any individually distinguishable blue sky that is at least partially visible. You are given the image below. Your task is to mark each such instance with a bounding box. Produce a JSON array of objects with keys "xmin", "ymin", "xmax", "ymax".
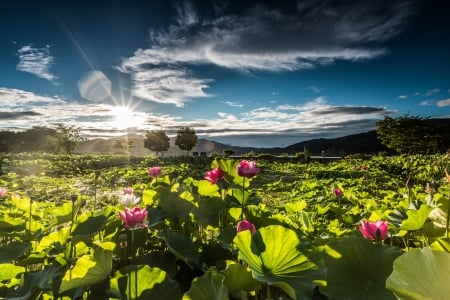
[{"xmin": 1, "ymin": 0, "xmax": 449, "ymax": 148}]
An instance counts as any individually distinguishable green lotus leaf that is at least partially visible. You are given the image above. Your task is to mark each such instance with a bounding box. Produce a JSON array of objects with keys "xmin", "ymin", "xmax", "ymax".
[
  {"xmin": 0, "ymin": 263, "xmax": 26, "ymax": 281},
  {"xmin": 322, "ymin": 236, "xmax": 402, "ymax": 300},
  {"xmin": 157, "ymin": 190, "xmax": 194, "ymax": 221},
  {"xmin": 233, "ymin": 225, "xmax": 325, "ymax": 300},
  {"xmin": 47, "ymin": 200, "xmax": 82, "ymax": 226},
  {"xmin": 192, "ymin": 196, "xmax": 225, "ymax": 228},
  {"xmin": 386, "ymin": 247, "xmax": 450, "ymax": 300},
  {"xmin": 36, "ymin": 227, "xmax": 70, "ymax": 252},
  {"xmin": 401, "ymin": 205, "xmax": 433, "ymax": 231},
  {"xmin": 183, "ymin": 268, "xmax": 229, "ymax": 300},
  {"xmin": 222, "ymin": 261, "xmax": 257, "ymax": 294},
  {"xmin": 110, "ymin": 264, "xmax": 180, "ymax": 299},
  {"xmin": 430, "ymin": 238, "xmax": 450, "ymax": 252},
  {"xmin": 0, "ymin": 214, "xmax": 25, "ymax": 231},
  {"xmin": 158, "ymin": 229, "xmax": 199, "ymax": 268},
  {"xmin": 71, "ymin": 214, "xmax": 107, "ymax": 237},
  {"xmin": 0, "ymin": 242, "xmax": 30, "ymax": 263},
  {"xmin": 196, "ymin": 179, "xmax": 220, "ymax": 197},
  {"xmin": 59, "ymin": 247, "xmax": 112, "ymax": 293},
  {"xmin": 133, "ymin": 251, "xmax": 179, "ymax": 278}
]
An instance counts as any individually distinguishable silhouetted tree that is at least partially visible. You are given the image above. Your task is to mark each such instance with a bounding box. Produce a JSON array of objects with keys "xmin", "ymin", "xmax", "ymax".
[
  {"xmin": 143, "ymin": 130, "xmax": 170, "ymax": 156},
  {"xmin": 175, "ymin": 127, "xmax": 198, "ymax": 155},
  {"xmin": 54, "ymin": 124, "xmax": 85, "ymax": 154},
  {"xmin": 376, "ymin": 115, "xmax": 450, "ymax": 154}
]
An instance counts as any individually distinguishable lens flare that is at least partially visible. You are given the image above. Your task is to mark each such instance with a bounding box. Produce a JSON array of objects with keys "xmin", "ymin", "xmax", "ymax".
[{"xmin": 77, "ymin": 71, "xmax": 111, "ymax": 102}]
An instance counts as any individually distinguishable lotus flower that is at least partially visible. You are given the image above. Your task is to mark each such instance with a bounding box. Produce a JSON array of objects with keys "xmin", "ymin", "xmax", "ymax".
[
  {"xmin": 123, "ymin": 187, "xmax": 134, "ymax": 195},
  {"xmin": 204, "ymin": 167, "xmax": 224, "ymax": 184},
  {"xmin": 333, "ymin": 188, "xmax": 343, "ymax": 197},
  {"xmin": 118, "ymin": 192, "xmax": 141, "ymax": 206},
  {"xmin": 362, "ymin": 165, "xmax": 368, "ymax": 171},
  {"xmin": 119, "ymin": 207, "xmax": 148, "ymax": 228},
  {"xmin": 148, "ymin": 166, "xmax": 162, "ymax": 178},
  {"xmin": 237, "ymin": 219, "xmax": 256, "ymax": 235},
  {"xmin": 237, "ymin": 160, "xmax": 260, "ymax": 178},
  {"xmin": 359, "ymin": 220, "xmax": 388, "ymax": 241},
  {"xmin": 0, "ymin": 187, "xmax": 6, "ymax": 198}
]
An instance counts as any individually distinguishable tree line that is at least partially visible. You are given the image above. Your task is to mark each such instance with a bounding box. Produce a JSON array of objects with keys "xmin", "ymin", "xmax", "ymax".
[{"xmin": 1, "ymin": 117, "xmax": 448, "ymax": 155}]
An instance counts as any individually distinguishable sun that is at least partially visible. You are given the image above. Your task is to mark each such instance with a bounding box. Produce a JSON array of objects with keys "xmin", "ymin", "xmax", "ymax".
[{"xmin": 110, "ymin": 105, "xmax": 145, "ymax": 130}]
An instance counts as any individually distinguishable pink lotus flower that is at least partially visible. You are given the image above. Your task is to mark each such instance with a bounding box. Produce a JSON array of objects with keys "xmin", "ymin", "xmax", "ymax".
[
  {"xmin": 333, "ymin": 188, "xmax": 343, "ymax": 197},
  {"xmin": 148, "ymin": 166, "xmax": 162, "ymax": 178},
  {"xmin": 0, "ymin": 187, "xmax": 6, "ymax": 198},
  {"xmin": 204, "ymin": 168, "xmax": 224, "ymax": 184},
  {"xmin": 123, "ymin": 187, "xmax": 134, "ymax": 195},
  {"xmin": 237, "ymin": 160, "xmax": 260, "ymax": 178},
  {"xmin": 119, "ymin": 207, "xmax": 148, "ymax": 228},
  {"xmin": 237, "ymin": 220, "xmax": 256, "ymax": 235},
  {"xmin": 359, "ymin": 220, "xmax": 388, "ymax": 241}
]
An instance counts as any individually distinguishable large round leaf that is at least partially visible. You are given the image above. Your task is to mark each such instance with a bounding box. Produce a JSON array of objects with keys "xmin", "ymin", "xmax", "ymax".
[
  {"xmin": 322, "ymin": 236, "xmax": 402, "ymax": 300},
  {"xmin": 158, "ymin": 229, "xmax": 199, "ymax": 268},
  {"xmin": 59, "ymin": 247, "xmax": 112, "ymax": 293},
  {"xmin": 386, "ymin": 247, "xmax": 450, "ymax": 300},
  {"xmin": 183, "ymin": 268, "xmax": 229, "ymax": 300},
  {"xmin": 233, "ymin": 225, "xmax": 324, "ymax": 300},
  {"xmin": 110, "ymin": 264, "xmax": 180, "ymax": 299}
]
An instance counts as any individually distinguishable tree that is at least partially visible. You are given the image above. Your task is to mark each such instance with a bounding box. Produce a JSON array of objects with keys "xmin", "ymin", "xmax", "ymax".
[
  {"xmin": 376, "ymin": 115, "xmax": 450, "ymax": 154},
  {"xmin": 54, "ymin": 124, "xmax": 85, "ymax": 154},
  {"xmin": 175, "ymin": 127, "xmax": 198, "ymax": 155},
  {"xmin": 143, "ymin": 130, "xmax": 170, "ymax": 156}
]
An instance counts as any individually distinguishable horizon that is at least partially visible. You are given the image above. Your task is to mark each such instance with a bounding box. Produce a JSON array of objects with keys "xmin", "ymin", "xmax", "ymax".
[{"xmin": 1, "ymin": 0, "xmax": 450, "ymax": 148}]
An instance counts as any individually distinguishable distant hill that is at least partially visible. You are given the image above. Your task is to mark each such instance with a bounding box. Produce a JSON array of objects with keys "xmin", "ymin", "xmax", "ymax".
[{"xmin": 78, "ymin": 130, "xmax": 393, "ymax": 156}]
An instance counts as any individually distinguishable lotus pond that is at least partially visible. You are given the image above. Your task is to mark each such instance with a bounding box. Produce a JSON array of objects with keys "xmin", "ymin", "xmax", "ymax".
[{"xmin": 0, "ymin": 153, "xmax": 449, "ymax": 299}]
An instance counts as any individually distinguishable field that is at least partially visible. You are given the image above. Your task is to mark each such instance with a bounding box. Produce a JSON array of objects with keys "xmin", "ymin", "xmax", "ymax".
[{"xmin": 0, "ymin": 153, "xmax": 449, "ymax": 300}]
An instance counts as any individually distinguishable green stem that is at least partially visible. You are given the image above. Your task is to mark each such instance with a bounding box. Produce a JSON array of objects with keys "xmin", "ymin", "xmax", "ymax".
[
  {"xmin": 131, "ymin": 229, "xmax": 135, "ymax": 260},
  {"xmin": 240, "ymin": 178, "xmax": 245, "ymax": 219},
  {"xmin": 446, "ymin": 184, "xmax": 450, "ymax": 238}
]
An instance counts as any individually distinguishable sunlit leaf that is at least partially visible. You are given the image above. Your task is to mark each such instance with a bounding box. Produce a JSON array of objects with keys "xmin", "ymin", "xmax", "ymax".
[
  {"xmin": 233, "ymin": 225, "xmax": 324, "ymax": 299},
  {"xmin": 430, "ymin": 238, "xmax": 450, "ymax": 252},
  {"xmin": 387, "ymin": 247, "xmax": 450, "ymax": 300},
  {"xmin": 110, "ymin": 264, "xmax": 180, "ymax": 299},
  {"xmin": 222, "ymin": 261, "xmax": 257, "ymax": 294},
  {"xmin": 59, "ymin": 247, "xmax": 112, "ymax": 293},
  {"xmin": 192, "ymin": 196, "xmax": 225, "ymax": 228},
  {"xmin": 401, "ymin": 205, "xmax": 433, "ymax": 231},
  {"xmin": 0, "ymin": 263, "xmax": 26, "ymax": 281}
]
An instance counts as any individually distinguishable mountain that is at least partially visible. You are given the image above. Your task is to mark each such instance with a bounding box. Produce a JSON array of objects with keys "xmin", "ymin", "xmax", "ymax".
[{"xmin": 78, "ymin": 130, "xmax": 392, "ymax": 156}]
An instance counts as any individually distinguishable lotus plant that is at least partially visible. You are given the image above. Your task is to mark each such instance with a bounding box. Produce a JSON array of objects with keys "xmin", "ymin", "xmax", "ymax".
[
  {"xmin": 333, "ymin": 187, "xmax": 343, "ymax": 197},
  {"xmin": 359, "ymin": 220, "xmax": 389, "ymax": 241},
  {"xmin": 118, "ymin": 187, "xmax": 141, "ymax": 206},
  {"xmin": 119, "ymin": 207, "xmax": 148, "ymax": 229}
]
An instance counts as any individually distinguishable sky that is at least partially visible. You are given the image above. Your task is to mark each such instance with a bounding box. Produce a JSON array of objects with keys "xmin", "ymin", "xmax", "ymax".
[{"xmin": 1, "ymin": 0, "xmax": 449, "ymax": 148}]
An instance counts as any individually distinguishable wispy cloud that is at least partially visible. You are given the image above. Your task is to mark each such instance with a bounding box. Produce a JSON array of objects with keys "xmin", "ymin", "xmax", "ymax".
[
  {"xmin": 222, "ymin": 101, "xmax": 243, "ymax": 108},
  {"xmin": 436, "ymin": 98, "xmax": 450, "ymax": 107},
  {"xmin": 118, "ymin": 0, "xmax": 414, "ymax": 106},
  {"xmin": 16, "ymin": 45, "xmax": 58, "ymax": 82},
  {"xmin": 419, "ymin": 100, "xmax": 432, "ymax": 106},
  {"xmin": 398, "ymin": 95, "xmax": 407, "ymax": 99},
  {"xmin": 425, "ymin": 88, "xmax": 440, "ymax": 96},
  {"xmin": 307, "ymin": 86, "xmax": 321, "ymax": 93}
]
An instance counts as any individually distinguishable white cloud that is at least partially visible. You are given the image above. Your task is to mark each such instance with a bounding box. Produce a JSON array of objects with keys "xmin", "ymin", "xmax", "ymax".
[
  {"xmin": 419, "ymin": 100, "xmax": 432, "ymax": 106},
  {"xmin": 16, "ymin": 45, "xmax": 58, "ymax": 82},
  {"xmin": 398, "ymin": 95, "xmax": 407, "ymax": 99},
  {"xmin": 436, "ymin": 98, "xmax": 450, "ymax": 107},
  {"xmin": 118, "ymin": 1, "xmax": 413, "ymax": 106}
]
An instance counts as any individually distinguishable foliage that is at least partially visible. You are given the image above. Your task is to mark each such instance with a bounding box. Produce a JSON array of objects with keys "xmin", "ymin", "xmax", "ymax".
[
  {"xmin": 0, "ymin": 153, "xmax": 449, "ymax": 299},
  {"xmin": 143, "ymin": 130, "xmax": 170, "ymax": 156},
  {"xmin": 376, "ymin": 115, "xmax": 450, "ymax": 154},
  {"xmin": 175, "ymin": 127, "xmax": 198, "ymax": 155}
]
